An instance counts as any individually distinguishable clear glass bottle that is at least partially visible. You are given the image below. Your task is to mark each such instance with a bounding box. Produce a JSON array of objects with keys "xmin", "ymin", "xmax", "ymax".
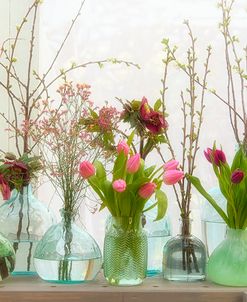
[
  {"xmin": 0, "ymin": 184, "xmax": 55, "ymax": 275},
  {"xmin": 201, "ymin": 187, "xmax": 227, "ymax": 256},
  {"xmin": 104, "ymin": 216, "xmax": 147, "ymax": 286},
  {"xmin": 163, "ymin": 218, "xmax": 206, "ymax": 281},
  {"xmin": 207, "ymin": 228, "xmax": 247, "ymax": 286},
  {"xmin": 34, "ymin": 209, "xmax": 102, "ymax": 283},
  {"xmin": 144, "ymin": 212, "xmax": 172, "ymax": 277}
]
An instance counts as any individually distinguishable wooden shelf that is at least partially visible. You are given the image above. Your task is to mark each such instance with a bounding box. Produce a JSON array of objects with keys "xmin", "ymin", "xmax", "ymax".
[{"xmin": 0, "ymin": 274, "xmax": 246, "ymax": 302}]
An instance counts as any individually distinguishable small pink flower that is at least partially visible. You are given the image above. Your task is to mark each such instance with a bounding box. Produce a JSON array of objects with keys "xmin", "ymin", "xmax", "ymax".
[
  {"xmin": 231, "ymin": 169, "xmax": 245, "ymax": 184},
  {"xmin": 164, "ymin": 160, "xmax": 179, "ymax": 171},
  {"xmin": 138, "ymin": 182, "xmax": 157, "ymax": 199},
  {"xmin": 127, "ymin": 153, "xmax": 141, "ymax": 174},
  {"xmin": 163, "ymin": 170, "xmax": 184, "ymax": 185},
  {"xmin": 79, "ymin": 161, "xmax": 95, "ymax": 179},
  {"xmin": 0, "ymin": 175, "xmax": 11, "ymax": 200},
  {"xmin": 117, "ymin": 140, "xmax": 129, "ymax": 156},
  {"xmin": 112, "ymin": 179, "xmax": 126, "ymax": 192}
]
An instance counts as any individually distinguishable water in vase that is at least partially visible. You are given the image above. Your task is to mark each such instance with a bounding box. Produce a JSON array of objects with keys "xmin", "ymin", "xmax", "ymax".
[{"xmin": 34, "ymin": 257, "xmax": 102, "ymax": 283}]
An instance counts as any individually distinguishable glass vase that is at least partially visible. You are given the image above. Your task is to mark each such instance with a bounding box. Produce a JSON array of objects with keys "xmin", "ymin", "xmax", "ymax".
[
  {"xmin": 104, "ymin": 216, "xmax": 147, "ymax": 286},
  {"xmin": 207, "ymin": 228, "xmax": 247, "ymax": 286},
  {"xmin": 34, "ymin": 210, "xmax": 102, "ymax": 283},
  {"xmin": 0, "ymin": 184, "xmax": 55, "ymax": 275},
  {"xmin": 201, "ymin": 187, "xmax": 227, "ymax": 256},
  {"xmin": 163, "ymin": 218, "xmax": 206, "ymax": 281},
  {"xmin": 0, "ymin": 233, "xmax": 15, "ymax": 281},
  {"xmin": 144, "ymin": 212, "xmax": 172, "ymax": 277}
]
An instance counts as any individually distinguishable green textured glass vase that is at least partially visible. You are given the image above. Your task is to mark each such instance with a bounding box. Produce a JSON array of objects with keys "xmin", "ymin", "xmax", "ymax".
[
  {"xmin": 207, "ymin": 228, "xmax": 247, "ymax": 286},
  {"xmin": 34, "ymin": 210, "xmax": 102, "ymax": 283},
  {"xmin": 104, "ymin": 216, "xmax": 147, "ymax": 286},
  {"xmin": 0, "ymin": 233, "xmax": 15, "ymax": 280}
]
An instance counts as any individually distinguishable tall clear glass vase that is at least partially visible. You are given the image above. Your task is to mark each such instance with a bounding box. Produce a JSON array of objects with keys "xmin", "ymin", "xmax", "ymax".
[
  {"xmin": 104, "ymin": 216, "xmax": 147, "ymax": 286},
  {"xmin": 0, "ymin": 184, "xmax": 55, "ymax": 275},
  {"xmin": 163, "ymin": 218, "xmax": 206, "ymax": 281},
  {"xmin": 34, "ymin": 209, "xmax": 102, "ymax": 283}
]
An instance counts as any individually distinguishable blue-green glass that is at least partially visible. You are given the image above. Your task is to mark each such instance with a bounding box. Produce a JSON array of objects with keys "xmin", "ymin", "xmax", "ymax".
[
  {"xmin": 201, "ymin": 187, "xmax": 227, "ymax": 256},
  {"xmin": 163, "ymin": 219, "xmax": 206, "ymax": 281},
  {"xmin": 34, "ymin": 213, "xmax": 102, "ymax": 283},
  {"xmin": 0, "ymin": 184, "xmax": 55, "ymax": 275},
  {"xmin": 0, "ymin": 233, "xmax": 15, "ymax": 280},
  {"xmin": 144, "ymin": 210, "xmax": 171, "ymax": 277},
  {"xmin": 104, "ymin": 216, "xmax": 147, "ymax": 286},
  {"xmin": 207, "ymin": 228, "xmax": 247, "ymax": 286}
]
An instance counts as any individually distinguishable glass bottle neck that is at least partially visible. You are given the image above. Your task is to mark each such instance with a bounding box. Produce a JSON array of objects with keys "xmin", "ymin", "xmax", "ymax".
[{"xmin": 180, "ymin": 218, "xmax": 191, "ymax": 236}]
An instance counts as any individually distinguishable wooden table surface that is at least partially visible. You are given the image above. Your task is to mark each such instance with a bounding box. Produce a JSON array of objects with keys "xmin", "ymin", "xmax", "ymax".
[{"xmin": 0, "ymin": 274, "xmax": 246, "ymax": 302}]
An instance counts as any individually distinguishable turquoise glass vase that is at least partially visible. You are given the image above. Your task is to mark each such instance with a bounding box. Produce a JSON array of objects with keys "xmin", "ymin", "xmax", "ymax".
[
  {"xmin": 207, "ymin": 228, "xmax": 247, "ymax": 286},
  {"xmin": 104, "ymin": 216, "xmax": 147, "ymax": 286},
  {"xmin": 34, "ymin": 210, "xmax": 102, "ymax": 283},
  {"xmin": 0, "ymin": 184, "xmax": 55, "ymax": 275},
  {"xmin": 0, "ymin": 233, "xmax": 15, "ymax": 280}
]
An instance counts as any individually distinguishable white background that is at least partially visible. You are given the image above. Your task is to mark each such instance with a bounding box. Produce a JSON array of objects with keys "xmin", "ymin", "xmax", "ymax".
[{"xmin": 1, "ymin": 0, "xmax": 247, "ymax": 247}]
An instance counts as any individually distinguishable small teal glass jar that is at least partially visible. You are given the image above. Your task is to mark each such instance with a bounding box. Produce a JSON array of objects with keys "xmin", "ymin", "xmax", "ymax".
[
  {"xmin": 34, "ymin": 209, "xmax": 102, "ymax": 283},
  {"xmin": 0, "ymin": 184, "xmax": 55, "ymax": 275},
  {"xmin": 163, "ymin": 218, "xmax": 206, "ymax": 281}
]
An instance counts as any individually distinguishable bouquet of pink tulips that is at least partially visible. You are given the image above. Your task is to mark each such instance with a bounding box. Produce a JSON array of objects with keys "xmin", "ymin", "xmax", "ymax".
[
  {"xmin": 79, "ymin": 138, "xmax": 184, "ymax": 224},
  {"xmin": 189, "ymin": 145, "xmax": 247, "ymax": 229}
]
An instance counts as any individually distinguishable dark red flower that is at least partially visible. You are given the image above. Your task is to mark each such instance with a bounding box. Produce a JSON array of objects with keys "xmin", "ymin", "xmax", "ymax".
[
  {"xmin": 4, "ymin": 161, "xmax": 30, "ymax": 184},
  {"xmin": 0, "ymin": 175, "xmax": 11, "ymax": 200},
  {"xmin": 231, "ymin": 169, "xmax": 245, "ymax": 184},
  {"xmin": 140, "ymin": 97, "xmax": 168, "ymax": 134},
  {"xmin": 204, "ymin": 148, "xmax": 226, "ymax": 167}
]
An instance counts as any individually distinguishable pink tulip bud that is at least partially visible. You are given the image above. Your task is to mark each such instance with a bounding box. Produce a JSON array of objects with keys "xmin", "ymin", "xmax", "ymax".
[
  {"xmin": 138, "ymin": 182, "xmax": 157, "ymax": 199},
  {"xmin": 116, "ymin": 140, "xmax": 129, "ymax": 156},
  {"xmin": 163, "ymin": 170, "xmax": 184, "ymax": 185},
  {"xmin": 231, "ymin": 169, "xmax": 245, "ymax": 184},
  {"xmin": 79, "ymin": 161, "xmax": 95, "ymax": 179},
  {"xmin": 204, "ymin": 148, "xmax": 226, "ymax": 166},
  {"xmin": 127, "ymin": 153, "xmax": 141, "ymax": 174},
  {"xmin": 112, "ymin": 179, "xmax": 126, "ymax": 192},
  {"xmin": 164, "ymin": 160, "xmax": 179, "ymax": 171},
  {"xmin": 0, "ymin": 175, "xmax": 11, "ymax": 200}
]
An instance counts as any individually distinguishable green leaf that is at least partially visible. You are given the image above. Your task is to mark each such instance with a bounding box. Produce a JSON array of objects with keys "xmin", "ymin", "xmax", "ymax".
[
  {"xmin": 188, "ymin": 175, "xmax": 229, "ymax": 225},
  {"xmin": 113, "ymin": 152, "xmax": 127, "ymax": 180},
  {"xmin": 154, "ymin": 190, "xmax": 168, "ymax": 221},
  {"xmin": 127, "ymin": 130, "xmax": 135, "ymax": 146},
  {"xmin": 94, "ymin": 161, "xmax": 106, "ymax": 181},
  {"xmin": 154, "ymin": 98, "xmax": 162, "ymax": 111},
  {"xmin": 144, "ymin": 165, "xmax": 156, "ymax": 177}
]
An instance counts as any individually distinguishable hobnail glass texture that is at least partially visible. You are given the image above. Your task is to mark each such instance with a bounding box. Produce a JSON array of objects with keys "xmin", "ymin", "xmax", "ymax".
[
  {"xmin": 0, "ymin": 233, "xmax": 15, "ymax": 281},
  {"xmin": 104, "ymin": 216, "xmax": 147, "ymax": 286},
  {"xmin": 0, "ymin": 184, "xmax": 55, "ymax": 275}
]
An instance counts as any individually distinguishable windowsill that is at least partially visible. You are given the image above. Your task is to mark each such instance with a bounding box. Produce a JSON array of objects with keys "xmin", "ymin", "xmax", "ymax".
[{"xmin": 0, "ymin": 274, "xmax": 246, "ymax": 302}]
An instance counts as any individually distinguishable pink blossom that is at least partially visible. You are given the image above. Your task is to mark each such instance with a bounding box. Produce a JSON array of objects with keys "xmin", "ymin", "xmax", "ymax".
[
  {"xmin": 79, "ymin": 161, "xmax": 95, "ymax": 179},
  {"xmin": 117, "ymin": 140, "xmax": 129, "ymax": 156},
  {"xmin": 127, "ymin": 153, "xmax": 141, "ymax": 174},
  {"xmin": 112, "ymin": 179, "xmax": 126, "ymax": 192},
  {"xmin": 231, "ymin": 169, "xmax": 245, "ymax": 184},
  {"xmin": 204, "ymin": 148, "xmax": 226, "ymax": 166},
  {"xmin": 138, "ymin": 182, "xmax": 157, "ymax": 199},
  {"xmin": 0, "ymin": 175, "xmax": 11, "ymax": 200},
  {"xmin": 163, "ymin": 170, "xmax": 184, "ymax": 185},
  {"xmin": 164, "ymin": 160, "xmax": 179, "ymax": 171}
]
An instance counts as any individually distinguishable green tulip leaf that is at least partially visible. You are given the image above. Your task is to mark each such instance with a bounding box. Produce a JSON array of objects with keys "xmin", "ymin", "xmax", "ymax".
[{"xmin": 154, "ymin": 189, "xmax": 168, "ymax": 221}]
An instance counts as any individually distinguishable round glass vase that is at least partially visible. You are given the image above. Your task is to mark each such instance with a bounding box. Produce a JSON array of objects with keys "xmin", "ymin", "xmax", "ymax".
[
  {"xmin": 207, "ymin": 228, "xmax": 247, "ymax": 286},
  {"xmin": 0, "ymin": 233, "xmax": 15, "ymax": 281},
  {"xmin": 163, "ymin": 218, "xmax": 206, "ymax": 282},
  {"xmin": 104, "ymin": 216, "xmax": 148, "ymax": 286},
  {"xmin": 0, "ymin": 184, "xmax": 55, "ymax": 275},
  {"xmin": 34, "ymin": 210, "xmax": 102, "ymax": 283}
]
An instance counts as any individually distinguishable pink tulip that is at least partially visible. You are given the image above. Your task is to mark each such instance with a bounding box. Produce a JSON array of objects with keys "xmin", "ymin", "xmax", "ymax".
[
  {"xmin": 138, "ymin": 182, "xmax": 157, "ymax": 199},
  {"xmin": 231, "ymin": 169, "xmax": 245, "ymax": 184},
  {"xmin": 164, "ymin": 160, "xmax": 179, "ymax": 171},
  {"xmin": 0, "ymin": 175, "xmax": 11, "ymax": 200},
  {"xmin": 163, "ymin": 170, "xmax": 184, "ymax": 185},
  {"xmin": 79, "ymin": 161, "xmax": 95, "ymax": 179},
  {"xmin": 204, "ymin": 148, "xmax": 226, "ymax": 167},
  {"xmin": 127, "ymin": 153, "xmax": 141, "ymax": 174},
  {"xmin": 112, "ymin": 179, "xmax": 126, "ymax": 192},
  {"xmin": 117, "ymin": 140, "xmax": 129, "ymax": 156}
]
